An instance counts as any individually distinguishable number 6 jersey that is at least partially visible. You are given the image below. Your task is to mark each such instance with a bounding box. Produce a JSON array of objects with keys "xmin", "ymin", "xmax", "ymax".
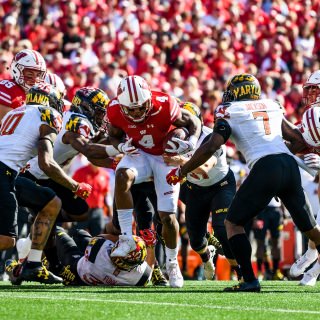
[
  {"xmin": 0, "ymin": 104, "xmax": 62, "ymax": 172},
  {"xmin": 215, "ymin": 98, "xmax": 291, "ymax": 168}
]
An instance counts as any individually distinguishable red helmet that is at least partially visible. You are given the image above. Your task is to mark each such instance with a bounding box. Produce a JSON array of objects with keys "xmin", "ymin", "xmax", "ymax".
[
  {"xmin": 303, "ymin": 70, "xmax": 320, "ymax": 109},
  {"xmin": 117, "ymin": 75, "xmax": 152, "ymax": 123}
]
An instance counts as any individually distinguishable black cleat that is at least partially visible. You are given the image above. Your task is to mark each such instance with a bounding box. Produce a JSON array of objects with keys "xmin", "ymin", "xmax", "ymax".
[
  {"xmin": 151, "ymin": 266, "xmax": 169, "ymax": 286},
  {"xmin": 20, "ymin": 263, "xmax": 63, "ymax": 285},
  {"xmin": 205, "ymin": 232, "xmax": 223, "ymax": 255},
  {"xmin": 223, "ymin": 279, "xmax": 261, "ymax": 292},
  {"xmin": 5, "ymin": 259, "xmax": 23, "ymax": 285}
]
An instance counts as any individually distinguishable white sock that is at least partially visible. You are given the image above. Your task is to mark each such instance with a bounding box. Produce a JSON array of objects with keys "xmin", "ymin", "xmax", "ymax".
[
  {"xmin": 117, "ymin": 209, "xmax": 133, "ymax": 235},
  {"xmin": 166, "ymin": 246, "xmax": 179, "ymax": 263},
  {"xmin": 16, "ymin": 236, "xmax": 32, "ymax": 260},
  {"xmin": 306, "ymin": 247, "xmax": 318, "ymax": 260},
  {"xmin": 27, "ymin": 249, "xmax": 42, "ymax": 263}
]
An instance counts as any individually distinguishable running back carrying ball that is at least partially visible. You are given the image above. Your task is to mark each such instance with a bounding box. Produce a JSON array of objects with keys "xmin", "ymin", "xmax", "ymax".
[{"xmin": 163, "ymin": 127, "xmax": 189, "ymax": 155}]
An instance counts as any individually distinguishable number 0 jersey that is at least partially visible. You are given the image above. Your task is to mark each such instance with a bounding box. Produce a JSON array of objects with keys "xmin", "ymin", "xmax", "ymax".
[
  {"xmin": 107, "ymin": 91, "xmax": 181, "ymax": 155},
  {"xmin": 77, "ymin": 238, "xmax": 151, "ymax": 286},
  {"xmin": 215, "ymin": 99, "xmax": 291, "ymax": 168},
  {"xmin": 0, "ymin": 104, "xmax": 62, "ymax": 172},
  {"xmin": 27, "ymin": 111, "xmax": 95, "ymax": 179}
]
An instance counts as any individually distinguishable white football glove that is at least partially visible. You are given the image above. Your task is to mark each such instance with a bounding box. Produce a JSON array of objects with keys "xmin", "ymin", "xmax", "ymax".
[
  {"xmin": 118, "ymin": 138, "xmax": 139, "ymax": 155},
  {"xmin": 165, "ymin": 137, "xmax": 196, "ymax": 155},
  {"xmin": 303, "ymin": 153, "xmax": 320, "ymax": 170}
]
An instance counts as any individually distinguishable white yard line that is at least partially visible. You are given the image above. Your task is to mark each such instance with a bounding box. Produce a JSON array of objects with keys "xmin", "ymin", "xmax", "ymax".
[{"xmin": 1, "ymin": 294, "xmax": 320, "ymax": 315}]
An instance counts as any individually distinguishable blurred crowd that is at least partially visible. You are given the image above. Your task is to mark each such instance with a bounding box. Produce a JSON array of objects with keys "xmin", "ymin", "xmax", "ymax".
[{"xmin": 1, "ymin": 0, "xmax": 320, "ymax": 128}]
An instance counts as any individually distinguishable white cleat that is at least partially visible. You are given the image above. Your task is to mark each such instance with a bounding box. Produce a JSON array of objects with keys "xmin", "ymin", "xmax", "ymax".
[
  {"xmin": 203, "ymin": 245, "xmax": 216, "ymax": 280},
  {"xmin": 110, "ymin": 234, "xmax": 136, "ymax": 258},
  {"xmin": 166, "ymin": 261, "xmax": 184, "ymax": 288},
  {"xmin": 299, "ymin": 271, "xmax": 319, "ymax": 286},
  {"xmin": 290, "ymin": 251, "xmax": 318, "ymax": 278}
]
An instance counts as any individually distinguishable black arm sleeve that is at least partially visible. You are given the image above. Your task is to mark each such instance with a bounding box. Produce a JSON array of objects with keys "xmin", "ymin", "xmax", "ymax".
[{"xmin": 213, "ymin": 119, "xmax": 232, "ymax": 143}]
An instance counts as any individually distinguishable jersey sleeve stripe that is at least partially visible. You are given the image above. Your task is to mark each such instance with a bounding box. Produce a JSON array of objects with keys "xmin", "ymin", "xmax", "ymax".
[
  {"xmin": 0, "ymin": 91, "xmax": 11, "ymax": 99},
  {"xmin": 170, "ymin": 99, "xmax": 180, "ymax": 119},
  {"xmin": 0, "ymin": 93, "xmax": 12, "ymax": 104}
]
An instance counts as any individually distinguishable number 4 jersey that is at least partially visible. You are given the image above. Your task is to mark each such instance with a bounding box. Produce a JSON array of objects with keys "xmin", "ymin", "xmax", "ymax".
[
  {"xmin": 107, "ymin": 91, "xmax": 181, "ymax": 155},
  {"xmin": 215, "ymin": 98, "xmax": 291, "ymax": 168},
  {"xmin": 0, "ymin": 104, "xmax": 62, "ymax": 172}
]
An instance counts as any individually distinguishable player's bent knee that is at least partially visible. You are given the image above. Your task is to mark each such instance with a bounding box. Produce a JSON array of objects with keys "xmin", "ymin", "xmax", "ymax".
[
  {"xmin": 0, "ymin": 235, "xmax": 15, "ymax": 250},
  {"xmin": 159, "ymin": 212, "xmax": 177, "ymax": 226},
  {"xmin": 43, "ymin": 196, "xmax": 62, "ymax": 216}
]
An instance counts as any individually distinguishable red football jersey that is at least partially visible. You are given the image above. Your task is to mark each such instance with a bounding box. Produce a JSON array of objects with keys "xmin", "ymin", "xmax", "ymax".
[
  {"xmin": 107, "ymin": 91, "xmax": 181, "ymax": 155},
  {"xmin": 0, "ymin": 79, "xmax": 26, "ymax": 109}
]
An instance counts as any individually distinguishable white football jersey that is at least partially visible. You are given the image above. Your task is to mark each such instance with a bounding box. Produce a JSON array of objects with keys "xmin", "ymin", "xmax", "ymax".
[
  {"xmin": 77, "ymin": 238, "xmax": 151, "ymax": 286},
  {"xmin": 215, "ymin": 99, "xmax": 291, "ymax": 168},
  {"xmin": 28, "ymin": 111, "xmax": 95, "ymax": 179},
  {"xmin": 0, "ymin": 104, "xmax": 62, "ymax": 172},
  {"xmin": 186, "ymin": 126, "xmax": 229, "ymax": 186}
]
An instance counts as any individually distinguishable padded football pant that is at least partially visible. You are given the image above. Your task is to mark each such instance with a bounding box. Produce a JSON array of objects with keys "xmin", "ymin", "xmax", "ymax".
[{"xmin": 180, "ymin": 169, "xmax": 236, "ymax": 259}]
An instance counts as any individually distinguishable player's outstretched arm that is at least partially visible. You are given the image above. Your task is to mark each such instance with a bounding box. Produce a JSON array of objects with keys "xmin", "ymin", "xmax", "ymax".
[{"xmin": 281, "ymin": 118, "xmax": 306, "ymax": 154}]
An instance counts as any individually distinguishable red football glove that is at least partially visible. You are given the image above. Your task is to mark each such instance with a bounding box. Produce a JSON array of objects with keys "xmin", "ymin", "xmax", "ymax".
[
  {"xmin": 73, "ymin": 183, "xmax": 92, "ymax": 200},
  {"xmin": 166, "ymin": 168, "xmax": 185, "ymax": 185},
  {"xmin": 139, "ymin": 229, "xmax": 157, "ymax": 247}
]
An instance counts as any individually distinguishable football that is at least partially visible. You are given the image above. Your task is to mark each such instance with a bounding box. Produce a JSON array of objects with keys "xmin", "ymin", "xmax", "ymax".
[{"xmin": 163, "ymin": 127, "xmax": 189, "ymax": 155}]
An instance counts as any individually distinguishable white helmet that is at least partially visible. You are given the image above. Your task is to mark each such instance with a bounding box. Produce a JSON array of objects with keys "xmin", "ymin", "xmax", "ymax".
[
  {"xmin": 10, "ymin": 49, "xmax": 46, "ymax": 92},
  {"xmin": 303, "ymin": 70, "xmax": 320, "ymax": 108},
  {"xmin": 117, "ymin": 75, "xmax": 152, "ymax": 123},
  {"xmin": 300, "ymin": 107, "xmax": 320, "ymax": 149},
  {"xmin": 45, "ymin": 73, "xmax": 66, "ymax": 99}
]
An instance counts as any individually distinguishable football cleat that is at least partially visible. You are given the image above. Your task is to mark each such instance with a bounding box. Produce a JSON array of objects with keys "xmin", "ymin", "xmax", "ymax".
[
  {"xmin": 203, "ymin": 245, "xmax": 216, "ymax": 280},
  {"xmin": 20, "ymin": 263, "xmax": 63, "ymax": 284},
  {"xmin": 272, "ymin": 269, "xmax": 286, "ymax": 281},
  {"xmin": 223, "ymin": 279, "xmax": 261, "ymax": 292},
  {"xmin": 299, "ymin": 271, "xmax": 318, "ymax": 286},
  {"xmin": 290, "ymin": 251, "xmax": 318, "ymax": 278},
  {"xmin": 166, "ymin": 261, "xmax": 184, "ymax": 288},
  {"xmin": 5, "ymin": 259, "xmax": 23, "ymax": 285},
  {"xmin": 205, "ymin": 232, "xmax": 223, "ymax": 255},
  {"xmin": 110, "ymin": 234, "xmax": 137, "ymax": 258},
  {"xmin": 151, "ymin": 266, "xmax": 169, "ymax": 286}
]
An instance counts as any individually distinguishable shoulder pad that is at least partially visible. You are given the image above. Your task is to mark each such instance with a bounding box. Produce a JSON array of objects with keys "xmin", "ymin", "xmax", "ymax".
[
  {"xmin": 38, "ymin": 106, "xmax": 62, "ymax": 132},
  {"xmin": 65, "ymin": 113, "xmax": 94, "ymax": 138}
]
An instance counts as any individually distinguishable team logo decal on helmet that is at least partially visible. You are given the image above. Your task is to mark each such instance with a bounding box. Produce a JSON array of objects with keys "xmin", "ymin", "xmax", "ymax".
[
  {"xmin": 117, "ymin": 75, "xmax": 152, "ymax": 123},
  {"xmin": 26, "ymin": 82, "xmax": 64, "ymax": 114},
  {"xmin": 222, "ymin": 73, "xmax": 261, "ymax": 103},
  {"xmin": 110, "ymin": 236, "xmax": 147, "ymax": 271},
  {"xmin": 300, "ymin": 107, "xmax": 320, "ymax": 149}
]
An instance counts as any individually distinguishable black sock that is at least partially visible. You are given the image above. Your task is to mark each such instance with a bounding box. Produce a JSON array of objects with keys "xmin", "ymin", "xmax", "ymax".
[
  {"xmin": 25, "ymin": 261, "xmax": 41, "ymax": 268},
  {"xmin": 257, "ymin": 258, "xmax": 263, "ymax": 272},
  {"xmin": 199, "ymin": 250, "xmax": 209, "ymax": 263},
  {"xmin": 272, "ymin": 258, "xmax": 279, "ymax": 272},
  {"xmin": 231, "ymin": 265, "xmax": 243, "ymax": 281},
  {"xmin": 228, "ymin": 234, "xmax": 256, "ymax": 283}
]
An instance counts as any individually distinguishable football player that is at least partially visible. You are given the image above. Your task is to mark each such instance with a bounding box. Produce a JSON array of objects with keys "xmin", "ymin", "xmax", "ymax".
[
  {"xmin": 10, "ymin": 226, "xmax": 152, "ymax": 286},
  {"xmin": 167, "ymin": 73, "xmax": 320, "ymax": 292},
  {"xmin": 0, "ymin": 49, "xmax": 46, "ymax": 121},
  {"xmin": 163, "ymin": 102, "xmax": 242, "ymax": 281},
  {"xmin": 106, "ymin": 75, "xmax": 202, "ymax": 288},
  {"xmin": 289, "ymin": 71, "xmax": 320, "ymax": 285},
  {"xmin": 0, "ymin": 83, "xmax": 91, "ymax": 284}
]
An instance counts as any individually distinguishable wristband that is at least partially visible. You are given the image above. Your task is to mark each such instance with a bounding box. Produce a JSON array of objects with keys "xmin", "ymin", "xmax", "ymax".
[{"xmin": 106, "ymin": 145, "xmax": 120, "ymax": 157}]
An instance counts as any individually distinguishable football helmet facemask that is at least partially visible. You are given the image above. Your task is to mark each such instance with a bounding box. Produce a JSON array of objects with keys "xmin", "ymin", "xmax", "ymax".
[
  {"xmin": 222, "ymin": 73, "xmax": 261, "ymax": 103},
  {"xmin": 300, "ymin": 107, "xmax": 320, "ymax": 150},
  {"xmin": 26, "ymin": 82, "xmax": 64, "ymax": 114},
  {"xmin": 110, "ymin": 236, "xmax": 147, "ymax": 271},
  {"xmin": 10, "ymin": 49, "xmax": 46, "ymax": 92},
  {"xmin": 71, "ymin": 87, "xmax": 109, "ymax": 130},
  {"xmin": 117, "ymin": 75, "xmax": 152, "ymax": 123},
  {"xmin": 303, "ymin": 70, "xmax": 320, "ymax": 109}
]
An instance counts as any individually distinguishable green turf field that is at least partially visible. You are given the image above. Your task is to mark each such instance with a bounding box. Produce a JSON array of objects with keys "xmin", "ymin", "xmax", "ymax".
[{"xmin": 0, "ymin": 281, "xmax": 319, "ymax": 320}]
